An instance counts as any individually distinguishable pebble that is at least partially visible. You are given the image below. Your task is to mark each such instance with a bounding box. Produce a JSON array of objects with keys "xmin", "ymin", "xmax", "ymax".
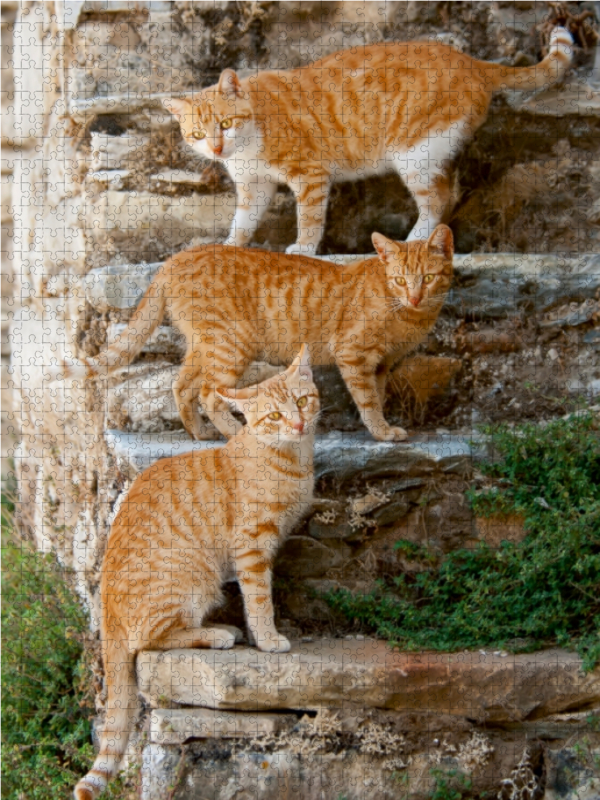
[{"xmin": 547, "ymin": 348, "xmax": 560, "ymax": 362}]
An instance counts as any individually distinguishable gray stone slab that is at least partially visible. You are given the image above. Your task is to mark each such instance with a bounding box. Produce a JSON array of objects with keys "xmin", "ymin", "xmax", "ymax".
[
  {"xmin": 149, "ymin": 708, "xmax": 295, "ymax": 745},
  {"xmin": 104, "ymin": 429, "xmax": 483, "ymax": 479},
  {"xmin": 137, "ymin": 639, "xmax": 600, "ymax": 722},
  {"xmin": 107, "ymin": 323, "xmax": 186, "ymax": 357},
  {"xmin": 83, "ymin": 252, "xmax": 600, "ymax": 316}
]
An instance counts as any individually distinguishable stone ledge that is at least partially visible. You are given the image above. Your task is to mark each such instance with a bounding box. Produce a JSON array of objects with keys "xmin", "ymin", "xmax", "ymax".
[
  {"xmin": 150, "ymin": 708, "xmax": 296, "ymax": 745},
  {"xmin": 105, "ymin": 429, "xmax": 483, "ymax": 478},
  {"xmin": 137, "ymin": 639, "xmax": 600, "ymax": 722},
  {"xmin": 83, "ymin": 253, "xmax": 600, "ymax": 318}
]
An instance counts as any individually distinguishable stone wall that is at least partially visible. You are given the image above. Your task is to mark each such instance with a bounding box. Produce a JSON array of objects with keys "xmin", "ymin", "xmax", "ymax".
[{"xmin": 5, "ymin": 2, "xmax": 600, "ymax": 797}]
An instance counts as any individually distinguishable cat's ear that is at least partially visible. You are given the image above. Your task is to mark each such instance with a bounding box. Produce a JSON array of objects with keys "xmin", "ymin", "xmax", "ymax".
[
  {"xmin": 289, "ymin": 344, "xmax": 313, "ymax": 382},
  {"xmin": 218, "ymin": 69, "xmax": 243, "ymax": 98},
  {"xmin": 372, "ymin": 233, "xmax": 404, "ymax": 265},
  {"xmin": 162, "ymin": 98, "xmax": 192, "ymax": 122},
  {"xmin": 427, "ymin": 225, "xmax": 454, "ymax": 260}
]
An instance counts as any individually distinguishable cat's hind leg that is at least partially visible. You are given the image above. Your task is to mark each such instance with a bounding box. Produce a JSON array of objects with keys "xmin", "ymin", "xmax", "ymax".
[
  {"xmin": 172, "ymin": 359, "xmax": 226, "ymax": 440},
  {"xmin": 155, "ymin": 625, "xmax": 243, "ymax": 650},
  {"xmin": 173, "ymin": 345, "xmax": 249, "ymax": 439},
  {"xmin": 197, "ymin": 339, "xmax": 256, "ymax": 438},
  {"xmin": 392, "ymin": 130, "xmax": 461, "ymax": 240}
]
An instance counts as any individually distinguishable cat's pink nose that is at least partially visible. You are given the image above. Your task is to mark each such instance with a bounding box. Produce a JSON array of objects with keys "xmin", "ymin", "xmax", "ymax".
[
  {"xmin": 293, "ymin": 421, "xmax": 304, "ymax": 433},
  {"xmin": 212, "ymin": 145, "xmax": 223, "ymax": 156},
  {"xmin": 409, "ymin": 296, "xmax": 421, "ymax": 307}
]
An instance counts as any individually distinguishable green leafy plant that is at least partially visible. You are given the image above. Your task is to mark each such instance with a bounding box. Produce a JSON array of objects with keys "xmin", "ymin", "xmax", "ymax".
[
  {"xmin": 1, "ymin": 491, "xmax": 96, "ymax": 799},
  {"xmin": 2, "ymin": 490, "xmax": 139, "ymax": 799},
  {"xmin": 430, "ymin": 768, "xmax": 472, "ymax": 800},
  {"xmin": 324, "ymin": 414, "xmax": 600, "ymax": 669}
]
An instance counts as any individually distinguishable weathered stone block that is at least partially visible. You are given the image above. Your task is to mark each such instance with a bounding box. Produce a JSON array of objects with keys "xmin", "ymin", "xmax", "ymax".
[
  {"xmin": 88, "ymin": 191, "xmax": 235, "ymax": 257},
  {"xmin": 104, "ymin": 429, "xmax": 483, "ymax": 480},
  {"xmin": 150, "ymin": 708, "xmax": 296, "ymax": 745},
  {"xmin": 90, "ymin": 132, "xmax": 149, "ymax": 171},
  {"xmin": 137, "ymin": 639, "xmax": 600, "ymax": 721},
  {"xmin": 275, "ymin": 535, "xmax": 350, "ymax": 579}
]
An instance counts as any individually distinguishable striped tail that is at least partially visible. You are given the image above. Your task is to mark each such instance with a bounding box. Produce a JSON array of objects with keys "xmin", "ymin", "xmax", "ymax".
[
  {"xmin": 486, "ymin": 27, "xmax": 573, "ymax": 91},
  {"xmin": 74, "ymin": 640, "xmax": 138, "ymax": 800},
  {"xmin": 48, "ymin": 282, "xmax": 166, "ymax": 387}
]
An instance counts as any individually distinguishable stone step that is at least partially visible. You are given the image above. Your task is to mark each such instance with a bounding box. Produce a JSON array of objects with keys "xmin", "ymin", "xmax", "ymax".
[
  {"xmin": 150, "ymin": 708, "xmax": 297, "ymax": 746},
  {"xmin": 86, "ymin": 191, "xmax": 235, "ymax": 255},
  {"xmin": 83, "ymin": 252, "xmax": 600, "ymax": 319},
  {"xmin": 137, "ymin": 638, "xmax": 600, "ymax": 720},
  {"xmin": 107, "ymin": 323, "xmax": 185, "ymax": 356},
  {"xmin": 105, "ymin": 429, "xmax": 483, "ymax": 479},
  {"xmin": 68, "ymin": 80, "xmax": 600, "ymax": 122}
]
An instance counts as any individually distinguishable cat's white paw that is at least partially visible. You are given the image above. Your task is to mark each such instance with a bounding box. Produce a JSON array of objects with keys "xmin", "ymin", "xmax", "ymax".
[
  {"xmin": 378, "ymin": 425, "xmax": 408, "ymax": 442},
  {"xmin": 256, "ymin": 632, "xmax": 291, "ymax": 653},
  {"xmin": 223, "ymin": 236, "xmax": 250, "ymax": 248},
  {"xmin": 219, "ymin": 625, "xmax": 245, "ymax": 644},
  {"xmin": 212, "ymin": 627, "xmax": 240, "ymax": 649},
  {"xmin": 285, "ymin": 243, "xmax": 317, "ymax": 256}
]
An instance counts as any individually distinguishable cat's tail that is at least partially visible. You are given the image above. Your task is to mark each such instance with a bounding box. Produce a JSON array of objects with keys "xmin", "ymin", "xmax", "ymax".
[
  {"xmin": 486, "ymin": 27, "xmax": 573, "ymax": 91},
  {"xmin": 47, "ymin": 283, "xmax": 166, "ymax": 385},
  {"xmin": 73, "ymin": 637, "xmax": 138, "ymax": 800}
]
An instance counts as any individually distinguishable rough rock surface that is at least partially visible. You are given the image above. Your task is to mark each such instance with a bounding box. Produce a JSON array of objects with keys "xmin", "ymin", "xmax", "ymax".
[
  {"xmin": 136, "ymin": 639, "xmax": 600, "ymax": 800},
  {"xmin": 137, "ymin": 639, "xmax": 600, "ymax": 719}
]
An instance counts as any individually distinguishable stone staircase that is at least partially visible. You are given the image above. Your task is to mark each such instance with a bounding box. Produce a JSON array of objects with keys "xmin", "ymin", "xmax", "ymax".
[
  {"xmin": 136, "ymin": 642, "xmax": 600, "ymax": 800},
  {"xmin": 78, "ymin": 251, "xmax": 600, "ymax": 800}
]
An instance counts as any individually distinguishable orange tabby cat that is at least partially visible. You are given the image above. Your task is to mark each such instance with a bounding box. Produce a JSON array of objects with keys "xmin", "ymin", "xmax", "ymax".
[
  {"xmin": 164, "ymin": 29, "xmax": 572, "ymax": 253},
  {"xmin": 67, "ymin": 225, "xmax": 454, "ymax": 443},
  {"xmin": 73, "ymin": 347, "xmax": 318, "ymax": 800}
]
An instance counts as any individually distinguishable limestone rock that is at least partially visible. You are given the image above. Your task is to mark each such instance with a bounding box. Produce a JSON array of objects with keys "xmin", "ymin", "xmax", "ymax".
[
  {"xmin": 107, "ymin": 323, "xmax": 186, "ymax": 358},
  {"xmin": 275, "ymin": 535, "xmax": 350, "ymax": 579},
  {"xmin": 149, "ymin": 708, "xmax": 296, "ymax": 745},
  {"xmin": 137, "ymin": 639, "xmax": 600, "ymax": 721},
  {"xmin": 104, "ymin": 429, "xmax": 483, "ymax": 480},
  {"xmin": 88, "ymin": 191, "xmax": 235, "ymax": 259}
]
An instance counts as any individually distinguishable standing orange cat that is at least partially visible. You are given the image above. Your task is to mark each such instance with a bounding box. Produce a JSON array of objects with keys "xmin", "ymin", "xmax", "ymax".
[
  {"xmin": 164, "ymin": 29, "xmax": 572, "ymax": 253},
  {"xmin": 66, "ymin": 226, "xmax": 454, "ymax": 443},
  {"xmin": 73, "ymin": 347, "xmax": 318, "ymax": 800}
]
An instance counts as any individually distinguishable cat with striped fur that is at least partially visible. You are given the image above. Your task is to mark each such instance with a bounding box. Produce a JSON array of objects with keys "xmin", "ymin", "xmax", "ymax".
[
  {"xmin": 73, "ymin": 347, "xmax": 318, "ymax": 800},
  {"xmin": 64, "ymin": 225, "xmax": 454, "ymax": 444},
  {"xmin": 164, "ymin": 28, "xmax": 572, "ymax": 254}
]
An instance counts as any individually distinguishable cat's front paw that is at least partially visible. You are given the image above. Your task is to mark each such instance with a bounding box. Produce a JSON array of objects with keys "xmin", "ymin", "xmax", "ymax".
[
  {"xmin": 377, "ymin": 425, "xmax": 408, "ymax": 442},
  {"xmin": 223, "ymin": 235, "xmax": 251, "ymax": 248},
  {"xmin": 285, "ymin": 242, "xmax": 317, "ymax": 256},
  {"xmin": 255, "ymin": 631, "xmax": 291, "ymax": 653}
]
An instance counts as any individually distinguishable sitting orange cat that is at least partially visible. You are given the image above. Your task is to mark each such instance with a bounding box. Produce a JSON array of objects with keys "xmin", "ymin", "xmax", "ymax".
[
  {"xmin": 65, "ymin": 225, "xmax": 454, "ymax": 442},
  {"xmin": 164, "ymin": 29, "xmax": 572, "ymax": 254},
  {"xmin": 73, "ymin": 348, "xmax": 318, "ymax": 800}
]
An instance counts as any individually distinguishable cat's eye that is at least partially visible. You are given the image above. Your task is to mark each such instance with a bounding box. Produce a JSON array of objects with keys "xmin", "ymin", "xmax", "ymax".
[
  {"xmin": 296, "ymin": 396, "xmax": 308, "ymax": 408},
  {"xmin": 394, "ymin": 277, "xmax": 406, "ymax": 286},
  {"xmin": 424, "ymin": 274, "xmax": 435, "ymax": 284},
  {"xmin": 192, "ymin": 130, "xmax": 205, "ymax": 140},
  {"xmin": 268, "ymin": 411, "xmax": 282, "ymax": 420},
  {"xmin": 220, "ymin": 118, "xmax": 233, "ymax": 130}
]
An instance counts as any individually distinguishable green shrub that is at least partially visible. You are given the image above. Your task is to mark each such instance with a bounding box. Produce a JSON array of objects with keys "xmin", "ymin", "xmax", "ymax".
[
  {"xmin": 1, "ymin": 491, "xmax": 95, "ymax": 799},
  {"xmin": 324, "ymin": 414, "xmax": 600, "ymax": 669}
]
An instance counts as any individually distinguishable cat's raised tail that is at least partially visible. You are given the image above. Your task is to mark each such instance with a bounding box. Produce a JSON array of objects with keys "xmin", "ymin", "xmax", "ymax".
[
  {"xmin": 485, "ymin": 27, "xmax": 573, "ymax": 91},
  {"xmin": 47, "ymin": 282, "xmax": 166, "ymax": 385}
]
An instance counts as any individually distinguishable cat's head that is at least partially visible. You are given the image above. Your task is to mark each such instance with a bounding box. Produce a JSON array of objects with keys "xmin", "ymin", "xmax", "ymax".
[
  {"xmin": 216, "ymin": 346, "xmax": 320, "ymax": 443},
  {"xmin": 163, "ymin": 70, "xmax": 254, "ymax": 161},
  {"xmin": 372, "ymin": 225, "xmax": 454, "ymax": 314}
]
